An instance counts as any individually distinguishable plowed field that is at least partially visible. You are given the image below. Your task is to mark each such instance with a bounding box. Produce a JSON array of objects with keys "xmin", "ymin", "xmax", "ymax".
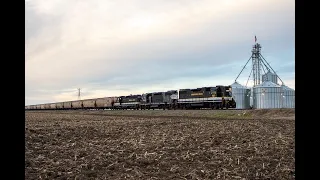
[{"xmin": 25, "ymin": 109, "xmax": 295, "ymax": 179}]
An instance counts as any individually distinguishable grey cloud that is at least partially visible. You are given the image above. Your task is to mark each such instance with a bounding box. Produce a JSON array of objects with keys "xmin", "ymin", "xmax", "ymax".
[
  {"xmin": 25, "ymin": 4, "xmax": 43, "ymax": 41},
  {"xmin": 88, "ymin": 62, "xmax": 242, "ymax": 89},
  {"xmin": 25, "ymin": 2, "xmax": 63, "ymax": 41}
]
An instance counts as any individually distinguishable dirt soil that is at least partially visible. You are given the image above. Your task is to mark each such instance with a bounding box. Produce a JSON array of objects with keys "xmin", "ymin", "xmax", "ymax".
[{"xmin": 25, "ymin": 109, "xmax": 295, "ymax": 179}]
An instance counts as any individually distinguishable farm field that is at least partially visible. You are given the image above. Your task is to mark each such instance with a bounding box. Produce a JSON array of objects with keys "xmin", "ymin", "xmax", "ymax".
[{"xmin": 25, "ymin": 109, "xmax": 295, "ymax": 179}]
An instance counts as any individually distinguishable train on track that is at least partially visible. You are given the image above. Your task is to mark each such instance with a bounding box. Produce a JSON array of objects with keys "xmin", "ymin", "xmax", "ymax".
[{"xmin": 25, "ymin": 85, "xmax": 236, "ymax": 110}]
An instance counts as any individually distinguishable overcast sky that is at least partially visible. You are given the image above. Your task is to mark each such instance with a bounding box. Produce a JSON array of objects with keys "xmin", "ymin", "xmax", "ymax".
[{"xmin": 25, "ymin": 0, "xmax": 295, "ymax": 105}]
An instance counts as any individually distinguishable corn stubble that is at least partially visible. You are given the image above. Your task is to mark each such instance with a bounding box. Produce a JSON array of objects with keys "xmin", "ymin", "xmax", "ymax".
[{"xmin": 25, "ymin": 109, "xmax": 295, "ymax": 180}]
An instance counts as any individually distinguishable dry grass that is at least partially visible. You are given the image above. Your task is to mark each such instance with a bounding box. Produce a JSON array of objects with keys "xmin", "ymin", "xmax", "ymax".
[
  {"xmin": 35, "ymin": 108, "xmax": 295, "ymax": 120},
  {"xmin": 25, "ymin": 109, "xmax": 295, "ymax": 179}
]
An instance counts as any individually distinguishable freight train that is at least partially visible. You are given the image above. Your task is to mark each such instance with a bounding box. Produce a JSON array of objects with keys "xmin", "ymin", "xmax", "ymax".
[{"xmin": 25, "ymin": 85, "xmax": 236, "ymax": 110}]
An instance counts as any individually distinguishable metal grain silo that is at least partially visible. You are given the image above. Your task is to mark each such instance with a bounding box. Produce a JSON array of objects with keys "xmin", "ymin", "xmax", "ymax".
[
  {"xmin": 253, "ymin": 81, "xmax": 282, "ymax": 109},
  {"xmin": 281, "ymin": 85, "xmax": 295, "ymax": 108},
  {"xmin": 262, "ymin": 70, "xmax": 278, "ymax": 84},
  {"xmin": 231, "ymin": 82, "xmax": 251, "ymax": 109}
]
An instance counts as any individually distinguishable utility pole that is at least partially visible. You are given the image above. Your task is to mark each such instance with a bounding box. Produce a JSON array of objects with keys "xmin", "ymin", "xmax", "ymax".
[{"xmin": 78, "ymin": 88, "xmax": 81, "ymax": 100}]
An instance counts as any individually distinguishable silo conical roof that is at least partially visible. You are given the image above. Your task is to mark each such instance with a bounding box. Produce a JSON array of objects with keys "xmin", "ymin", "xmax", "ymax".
[
  {"xmin": 231, "ymin": 81, "xmax": 246, "ymax": 89},
  {"xmin": 254, "ymin": 81, "xmax": 281, "ymax": 88},
  {"xmin": 265, "ymin": 70, "xmax": 274, "ymax": 75},
  {"xmin": 281, "ymin": 84, "xmax": 295, "ymax": 91}
]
